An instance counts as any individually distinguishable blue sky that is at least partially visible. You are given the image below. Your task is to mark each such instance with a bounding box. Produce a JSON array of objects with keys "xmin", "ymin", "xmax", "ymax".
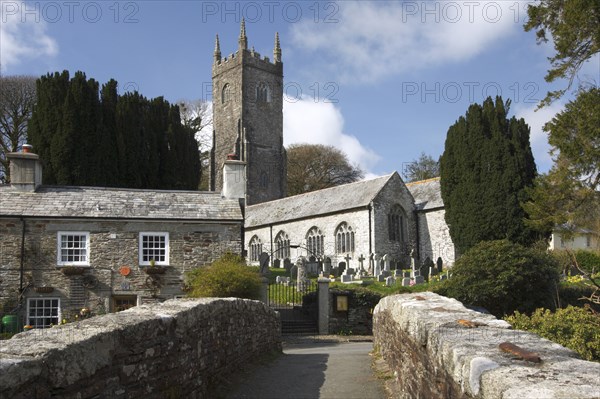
[{"xmin": 2, "ymin": 1, "xmax": 599, "ymax": 178}]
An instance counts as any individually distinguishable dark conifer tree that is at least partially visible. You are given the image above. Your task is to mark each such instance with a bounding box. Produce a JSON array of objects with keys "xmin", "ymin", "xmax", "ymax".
[
  {"xmin": 28, "ymin": 71, "xmax": 200, "ymax": 189},
  {"xmin": 440, "ymin": 97, "xmax": 538, "ymax": 254}
]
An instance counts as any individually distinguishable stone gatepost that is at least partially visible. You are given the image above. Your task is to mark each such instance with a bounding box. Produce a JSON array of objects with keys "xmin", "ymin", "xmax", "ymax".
[{"xmin": 318, "ymin": 277, "xmax": 330, "ymax": 335}]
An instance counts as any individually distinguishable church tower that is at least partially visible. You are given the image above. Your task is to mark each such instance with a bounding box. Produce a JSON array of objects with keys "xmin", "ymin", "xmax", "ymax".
[{"xmin": 210, "ymin": 20, "xmax": 286, "ymax": 205}]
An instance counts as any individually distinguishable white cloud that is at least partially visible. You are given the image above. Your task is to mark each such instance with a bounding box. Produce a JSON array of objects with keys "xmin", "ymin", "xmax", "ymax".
[
  {"xmin": 0, "ymin": 7, "xmax": 58, "ymax": 71},
  {"xmin": 291, "ymin": 1, "xmax": 518, "ymax": 84},
  {"xmin": 514, "ymin": 102, "xmax": 564, "ymax": 173},
  {"xmin": 283, "ymin": 97, "xmax": 380, "ymax": 176}
]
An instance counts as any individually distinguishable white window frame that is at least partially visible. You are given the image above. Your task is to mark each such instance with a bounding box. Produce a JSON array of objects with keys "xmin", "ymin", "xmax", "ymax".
[
  {"xmin": 57, "ymin": 231, "xmax": 90, "ymax": 266},
  {"xmin": 139, "ymin": 232, "xmax": 169, "ymax": 266},
  {"xmin": 27, "ymin": 298, "xmax": 61, "ymax": 329}
]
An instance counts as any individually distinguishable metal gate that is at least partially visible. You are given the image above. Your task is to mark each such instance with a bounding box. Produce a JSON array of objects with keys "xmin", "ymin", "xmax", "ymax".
[{"xmin": 268, "ymin": 281, "xmax": 318, "ymax": 335}]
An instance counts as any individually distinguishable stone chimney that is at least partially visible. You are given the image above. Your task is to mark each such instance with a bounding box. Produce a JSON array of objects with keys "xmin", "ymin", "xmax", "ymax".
[
  {"xmin": 222, "ymin": 154, "xmax": 246, "ymax": 200},
  {"xmin": 7, "ymin": 145, "xmax": 42, "ymax": 192}
]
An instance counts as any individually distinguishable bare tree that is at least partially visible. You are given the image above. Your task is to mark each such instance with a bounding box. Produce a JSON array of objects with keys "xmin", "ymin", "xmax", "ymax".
[
  {"xmin": 177, "ymin": 99, "xmax": 212, "ymax": 190},
  {"xmin": 0, "ymin": 75, "xmax": 37, "ymax": 182},
  {"xmin": 403, "ymin": 152, "xmax": 440, "ymax": 182},
  {"xmin": 287, "ymin": 143, "xmax": 364, "ymax": 196}
]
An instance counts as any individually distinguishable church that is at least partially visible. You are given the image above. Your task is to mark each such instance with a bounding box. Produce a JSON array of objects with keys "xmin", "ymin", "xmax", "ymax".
[{"xmin": 210, "ymin": 22, "xmax": 456, "ymax": 272}]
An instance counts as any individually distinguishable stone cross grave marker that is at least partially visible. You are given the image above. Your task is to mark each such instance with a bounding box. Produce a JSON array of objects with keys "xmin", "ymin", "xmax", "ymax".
[
  {"xmin": 344, "ymin": 254, "xmax": 352, "ymax": 270},
  {"xmin": 358, "ymin": 254, "xmax": 366, "ymax": 273}
]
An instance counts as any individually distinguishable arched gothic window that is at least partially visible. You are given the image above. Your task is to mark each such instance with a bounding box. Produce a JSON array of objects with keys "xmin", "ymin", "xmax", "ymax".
[
  {"xmin": 388, "ymin": 205, "xmax": 407, "ymax": 242},
  {"xmin": 335, "ymin": 222, "xmax": 355, "ymax": 254},
  {"xmin": 256, "ymin": 82, "xmax": 270, "ymax": 103},
  {"xmin": 249, "ymin": 235, "xmax": 262, "ymax": 262},
  {"xmin": 274, "ymin": 231, "xmax": 290, "ymax": 260},
  {"xmin": 306, "ymin": 227, "xmax": 324, "ymax": 258},
  {"xmin": 222, "ymin": 83, "xmax": 231, "ymax": 104}
]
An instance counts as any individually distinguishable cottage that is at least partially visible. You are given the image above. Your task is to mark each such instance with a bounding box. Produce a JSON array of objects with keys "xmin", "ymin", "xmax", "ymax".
[{"xmin": 0, "ymin": 150, "xmax": 244, "ymax": 327}]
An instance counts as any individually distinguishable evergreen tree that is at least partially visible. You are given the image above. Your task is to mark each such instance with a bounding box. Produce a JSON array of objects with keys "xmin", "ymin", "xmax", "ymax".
[
  {"xmin": 440, "ymin": 97, "xmax": 538, "ymax": 254},
  {"xmin": 27, "ymin": 71, "xmax": 200, "ymax": 189}
]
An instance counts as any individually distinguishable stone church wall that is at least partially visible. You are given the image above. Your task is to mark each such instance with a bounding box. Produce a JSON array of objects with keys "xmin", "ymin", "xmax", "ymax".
[
  {"xmin": 246, "ymin": 208, "xmax": 371, "ymax": 270},
  {"xmin": 417, "ymin": 209, "xmax": 455, "ymax": 266},
  {"xmin": 371, "ymin": 174, "xmax": 417, "ymax": 267},
  {"xmin": 0, "ymin": 218, "xmax": 241, "ymax": 316},
  {"xmin": 373, "ymin": 292, "xmax": 600, "ymax": 399},
  {"xmin": 0, "ymin": 298, "xmax": 281, "ymax": 398}
]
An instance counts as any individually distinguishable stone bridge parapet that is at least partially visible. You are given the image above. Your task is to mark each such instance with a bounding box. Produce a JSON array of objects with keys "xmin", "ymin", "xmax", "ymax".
[
  {"xmin": 373, "ymin": 292, "xmax": 600, "ymax": 399},
  {"xmin": 0, "ymin": 298, "xmax": 281, "ymax": 398}
]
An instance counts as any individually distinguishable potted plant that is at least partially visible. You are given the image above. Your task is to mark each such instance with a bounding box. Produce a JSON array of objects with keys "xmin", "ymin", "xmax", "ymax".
[{"xmin": 144, "ymin": 259, "xmax": 166, "ymax": 275}]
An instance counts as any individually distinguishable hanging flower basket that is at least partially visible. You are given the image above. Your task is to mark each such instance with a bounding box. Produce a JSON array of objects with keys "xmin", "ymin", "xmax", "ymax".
[
  {"xmin": 144, "ymin": 266, "xmax": 166, "ymax": 275},
  {"xmin": 34, "ymin": 286, "xmax": 54, "ymax": 293},
  {"xmin": 61, "ymin": 266, "xmax": 86, "ymax": 276}
]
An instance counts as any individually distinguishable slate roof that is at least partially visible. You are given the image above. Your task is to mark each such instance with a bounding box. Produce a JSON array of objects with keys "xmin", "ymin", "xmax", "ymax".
[
  {"xmin": 245, "ymin": 174, "xmax": 395, "ymax": 228},
  {"xmin": 406, "ymin": 177, "xmax": 444, "ymax": 211},
  {"xmin": 0, "ymin": 185, "xmax": 243, "ymax": 221}
]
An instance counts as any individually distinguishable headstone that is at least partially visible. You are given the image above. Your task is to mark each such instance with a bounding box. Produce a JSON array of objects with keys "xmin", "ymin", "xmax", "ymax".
[
  {"xmin": 410, "ymin": 248, "xmax": 417, "ymax": 269},
  {"xmin": 385, "ymin": 276, "xmax": 395, "ymax": 287},
  {"xmin": 273, "ymin": 259, "xmax": 281, "ymax": 268},
  {"xmin": 259, "ymin": 252, "xmax": 270, "ymax": 276},
  {"xmin": 296, "ymin": 256, "xmax": 309, "ymax": 291},
  {"xmin": 381, "ymin": 270, "xmax": 391, "ymax": 278},
  {"xmin": 283, "ymin": 258, "xmax": 292, "ymax": 273},
  {"xmin": 402, "ymin": 277, "xmax": 411, "ymax": 287},
  {"xmin": 436, "ymin": 257, "xmax": 443, "ymax": 273},
  {"xmin": 290, "ymin": 265, "xmax": 298, "ymax": 281},
  {"xmin": 374, "ymin": 253, "xmax": 382, "ymax": 276},
  {"xmin": 422, "ymin": 257, "xmax": 434, "ymax": 280},
  {"xmin": 377, "ymin": 274, "xmax": 386, "ymax": 282},
  {"xmin": 338, "ymin": 262, "xmax": 346, "ymax": 275},
  {"xmin": 346, "ymin": 267, "xmax": 355, "ymax": 275},
  {"xmin": 331, "ymin": 266, "xmax": 340, "ymax": 278},
  {"xmin": 369, "ymin": 253, "xmax": 375, "ymax": 275},
  {"xmin": 395, "ymin": 269, "xmax": 403, "ymax": 277},
  {"xmin": 323, "ymin": 257, "xmax": 332, "ymax": 275},
  {"xmin": 382, "ymin": 254, "xmax": 392, "ymax": 272},
  {"xmin": 403, "ymin": 270, "xmax": 411, "ymax": 278},
  {"xmin": 414, "ymin": 275, "xmax": 425, "ymax": 285},
  {"xmin": 429, "ymin": 266, "xmax": 436, "ymax": 277},
  {"xmin": 341, "ymin": 271, "xmax": 353, "ymax": 283},
  {"xmin": 358, "ymin": 254, "xmax": 366, "ymax": 273}
]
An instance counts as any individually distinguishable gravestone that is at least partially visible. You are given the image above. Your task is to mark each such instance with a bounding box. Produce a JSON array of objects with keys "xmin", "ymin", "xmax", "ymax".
[
  {"xmin": 273, "ymin": 259, "xmax": 281, "ymax": 268},
  {"xmin": 283, "ymin": 258, "xmax": 292, "ymax": 273},
  {"xmin": 414, "ymin": 275, "xmax": 425, "ymax": 285},
  {"xmin": 358, "ymin": 254, "xmax": 366, "ymax": 273},
  {"xmin": 421, "ymin": 257, "xmax": 434, "ymax": 281},
  {"xmin": 385, "ymin": 276, "xmax": 395, "ymax": 286},
  {"xmin": 259, "ymin": 252, "xmax": 270, "ymax": 277},
  {"xmin": 341, "ymin": 268, "xmax": 353, "ymax": 283},
  {"xmin": 410, "ymin": 249, "xmax": 418, "ymax": 273},
  {"xmin": 296, "ymin": 256, "xmax": 309, "ymax": 291},
  {"xmin": 338, "ymin": 262, "xmax": 346, "ymax": 275},
  {"xmin": 290, "ymin": 265, "xmax": 298, "ymax": 281},
  {"xmin": 429, "ymin": 267, "xmax": 436, "ymax": 277},
  {"xmin": 402, "ymin": 277, "xmax": 411, "ymax": 287},
  {"xmin": 344, "ymin": 254, "xmax": 352, "ymax": 270},
  {"xmin": 368, "ymin": 253, "xmax": 375, "ymax": 275},
  {"xmin": 323, "ymin": 257, "xmax": 332, "ymax": 275},
  {"xmin": 437, "ymin": 257, "xmax": 443, "ymax": 273},
  {"xmin": 403, "ymin": 270, "xmax": 411, "ymax": 278},
  {"xmin": 382, "ymin": 254, "xmax": 392, "ymax": 272},
  {"xmin": 377, "ymin": 275, "xmax": 386, "ymax": 282},
  {"xmin": 374, "ymin": 254, "xmax": 382, "ymax": 276},
  {"xmin": 394, "ymin": 269, "xmax": 403, "ymax": 277}
]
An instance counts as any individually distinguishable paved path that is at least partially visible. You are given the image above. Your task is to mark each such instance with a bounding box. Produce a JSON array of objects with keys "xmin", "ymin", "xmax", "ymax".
[{"xmin": 225, "ymin": 340, "xmax": 386, "ymax": 399}]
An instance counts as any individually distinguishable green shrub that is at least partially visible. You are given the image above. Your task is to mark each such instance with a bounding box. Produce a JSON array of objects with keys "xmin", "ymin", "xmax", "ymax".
[
  {"xmin": 505, "ymin": 306, "xmax": 600, "ymax": 362},
  {"xmin": 435, "ymin": 240, "xmax": 559, "ymax": 317},
  {"xmin": 185, "ymin": 253, "xmax": 262, "ymax": 300}
]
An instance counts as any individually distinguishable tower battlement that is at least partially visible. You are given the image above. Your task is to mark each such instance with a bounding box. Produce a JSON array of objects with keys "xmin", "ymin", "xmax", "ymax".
[{"xmin": 209, "ymin": 19, "xmax": 286, "ymax": 205}]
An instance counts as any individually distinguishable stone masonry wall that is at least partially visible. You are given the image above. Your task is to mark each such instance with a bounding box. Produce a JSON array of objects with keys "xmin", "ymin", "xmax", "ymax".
[
  {"xmin": 373, "ymin": 292, "xmax": 600, "ymax": 399},
  {"xmin": 0, "ymin": 218, "xmax": 241, "ymax": 317},
  {"xmin": 328, "ymin": 288, "xmax": 381, "ymax": 335},
  {"xmin": 417, "ymin": 209, "xmax": 456, "ymax": 267},
  {"xmin": 0, "ymin": 298, "xmax": 281, "ymax": 398}
]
